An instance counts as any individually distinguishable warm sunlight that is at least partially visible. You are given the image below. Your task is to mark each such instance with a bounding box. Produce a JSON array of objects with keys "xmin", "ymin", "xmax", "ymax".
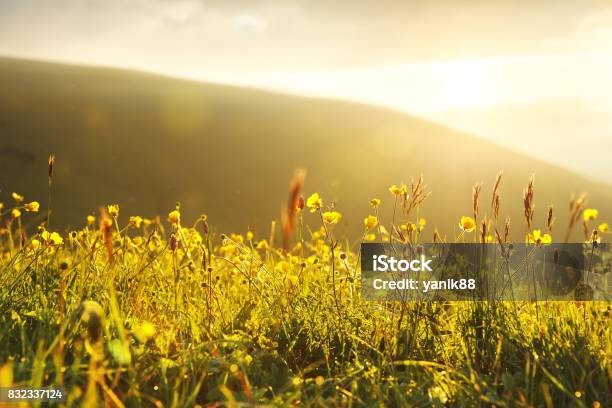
[{"xmin": 442, "ymin": 61, "xmax": 487, "ymax": 110}]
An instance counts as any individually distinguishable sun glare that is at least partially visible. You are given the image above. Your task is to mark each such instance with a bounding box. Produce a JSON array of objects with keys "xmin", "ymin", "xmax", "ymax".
[{"xmin": 442, "ymin": 62, "xmax": 486, "ymax": 110}]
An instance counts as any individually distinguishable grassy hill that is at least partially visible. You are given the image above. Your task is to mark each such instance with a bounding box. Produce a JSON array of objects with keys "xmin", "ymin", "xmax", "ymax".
[{"xmin": 0, "ymin": 56, "xmax": 609, "ymax": 240}]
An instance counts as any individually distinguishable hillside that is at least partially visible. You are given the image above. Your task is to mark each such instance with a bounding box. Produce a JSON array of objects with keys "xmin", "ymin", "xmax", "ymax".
[{"xmin": 0, "ymin": 57, "xmax": 609, "ymax": 240}]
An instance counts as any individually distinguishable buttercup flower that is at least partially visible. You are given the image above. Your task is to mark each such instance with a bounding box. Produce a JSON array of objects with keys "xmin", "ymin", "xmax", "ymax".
[
  {"xmin": 459, "ymin": 216, "xmax": 476, "ymax": 232},
  {"xmin": 11, "ymin": 209, "xmax": 21, "ymax": 219},
  {"xmin": 129, "ymin": 216, "xmax": 143, "ymax": 228},
  {"xmin": 24, "ymin": 201, "xmax": 40, "ymax": 212},
  {"xmin": 583, "ymin": 208, "xmax": 598, "ymax": 221},
  {"xmin": 369, "ymin": 198, "xmax": 381, "ymax": 208},
  {"xmin": 87, "ymin": 215, "xmax": 96, "ymax": 226},
  {"xmin": 599, "ymin": 223, "xmax": 609, "ymax": 233},
  {"xmin": 306, "ymin": 193, "xmax": 322, "ymax": 213},
  {"xmin": 389, "ymin": 184, "xmax": 407, "ymax": 196},
  {"xmin": 107, "ymin": 204, "xmax": 120, "ymax": 218},
  {"xmin": 364, "ymin": 215, "xmax": 378, "ymax": 230},
  {"xmin": 12, "ymin": 192, "xmax": 24, "ymax": 203},
  {"xmin": 168, "ymin": 210, "xmax": 181, "ymax": 226},
  {"xmin": 41, "ymin": 230, "xmax": 64, "ymax": 245},
  {"xmin": 322, "ymin": 211, "xmax": 342, "ymax": 224},
  {"xmin": 527, "ymin": 229, "xmax": 552, "ymax": 245}
]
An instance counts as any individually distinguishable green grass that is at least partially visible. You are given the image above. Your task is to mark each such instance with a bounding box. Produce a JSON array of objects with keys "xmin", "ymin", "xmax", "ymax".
[{"xmin": 0, "ymin": 179, "xmax": 610, "ymax": 407}]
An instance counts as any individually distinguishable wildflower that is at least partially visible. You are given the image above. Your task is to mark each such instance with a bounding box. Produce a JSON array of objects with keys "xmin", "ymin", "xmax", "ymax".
[
  {"xmin": 527, "ymin": 229, "xmax": 552, "ymax": 245},
  {"xmin": 11, "ymin": 209, "xmax": 21, "ymax": 219},
  {"xmin": 229, "ymin": 364, "xmax": 239, "ymax": 374},
  {"xmin": 315, "ymin": 376, "xmax": 324, "ymax": 386},
  {"xmin": 168, "ymin": 210, "xmax": 181, "ymax": 226},
  {"xmin": 246, "ymin": 231, "xmax": 254, "ymax": 240},
  {"xmin": 364, "ymin": 215, "xmax": 378, "ymax": 230},
  {"xmin": 244, "ymin": 355, "xmax": 253, "ymax": 365},
  {"xmin": 389, "ymin": 184, "xmax": 407, "ymax": 196},
  {"xmin": 129, "ymin": 216, "xmax": 143, "ymax": 228},
  {"xmin": 29, "ymin": 239, "xmax": 41, "ymax": 252},
  {"xmin": 322, "ymin": 211, "xmax": 342, "ymax": 224},
  {"xmin": 229, "ymin": 233, "xmax": 243, "ymax": 244},
  {"xmin": 370, "ymin": 198, "xmax": 381, "ymax": 208},
  {"xmin": 459, "ymin": 216, "xmax": 476, "ymax": 232},
  {"xmin": 599, "ymin": 223, "xmax": 609, "ymax": 233},
  {"xmin": 418, "ymin": 218, "xmax": 427, "ymax": 231},
  {"xmin": 87, "ymin": 215, "xmax": 95, "ymax": 226},
  {"xmin": 134, "ymin": 321, "xmax": 156, "ymax": 343},
  {"xmin": 306, "ymin": 193, "xmax": 322, "ymax": 213},
  {"xmin": 0, "ymin": 202, "xmax": 3, "ymax": 211},
  {"xmin": 41, "ymin": 230, "xmax": 63, "ymax": 245},
  {"xmin": 24, "ymin": 201, "xmax": 40, "ymax": 212},
  {"xmin": 143, "ymin": 218, "xmax": 152, "ymax": 227},
  {"xmin": 583, "ymin": 208, "xmax": 598, "ymax": 221},
  {"xmin": 256, "ymin": 239, "xmax": 269, "ymax": 250},
  {"xmin": 107, "ymin": 204, "xmax": 120, "ymax": 218},
  {"xmin": 12, "ymin": 192, "xmax": 24, "ymax": 203},
  {"xmin": 364, "ymin": 233, "xmax": 376, "ymax": 241}
]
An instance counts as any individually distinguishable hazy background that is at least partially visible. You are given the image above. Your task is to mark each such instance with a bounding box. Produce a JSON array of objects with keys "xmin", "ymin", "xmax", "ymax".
[
  {"xmin": 0, "ymin": 1, "xmax": 610, "ymax": 240},
  {"xmin": 1, "ymin": 0, "xmax": 611, "ymax": 183}
]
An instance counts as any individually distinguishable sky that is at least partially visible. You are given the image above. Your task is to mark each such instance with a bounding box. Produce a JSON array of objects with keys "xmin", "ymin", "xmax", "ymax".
[{"xmin": 0, "ymin": 0, "xmax": 611, "ymax": 183}]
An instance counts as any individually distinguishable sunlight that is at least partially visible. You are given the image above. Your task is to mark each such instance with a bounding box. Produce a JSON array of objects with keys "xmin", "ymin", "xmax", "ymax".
[{"xmin": 442, "ymin": 61, "xmax": 487, "ymax": 110}]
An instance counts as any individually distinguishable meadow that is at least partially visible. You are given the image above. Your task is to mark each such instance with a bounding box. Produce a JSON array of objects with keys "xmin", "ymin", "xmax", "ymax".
[{"xmin": 0, "ymin": 160, "xmax": 610, "ymax": 408}]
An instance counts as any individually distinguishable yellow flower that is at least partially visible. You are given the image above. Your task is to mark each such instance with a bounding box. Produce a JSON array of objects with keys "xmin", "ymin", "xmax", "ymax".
[
  {"xmin": 459, "ymin": 216, "xmax": 476, "ymax": 232},
  {"xmin": 369, "ymin": 198, "xmax": 381, "ymax": 208},
  {"xmin": 527, "ymin": 229, "xmax": 552, "ymax": 245},
  {"xmin": 389, "ymin": 184, "xmax": 407, "ymax": 196},
  {"xmin": 418, "ymin": 218, "xmax": 426, "ymax": 231},
  {"xmin": 134, "ymin": 321, "xmax": 156, "ymax": 343},
  {"xmin": 107, "ymin": 204, "xmax": 120, "ymax": 217},
  {"xmin": 129, "ymin": 216, "xmax": 143, "ymax": 228},
  {"xmin": 24, "ymin": 201, "xmax": 40, "ymax": 212},
  {"xmin": 599, "ymin": 223, "xmax": 609, "ymax": 233},
  {"xmin": 583, "ymin": 208, "xmax": 598, "ymax": 221},
  {"xmin": 143, "ymin": 218, "xmax": 152, "ymax": 227},
  {"xmin": 364, "ymin": 215, "xmax": 378, "ymax": 230},
  {"xmin": 246, "ymin": 231, "xmax": 254, "ymax": 240},
  {"xmin": 322, "ymin": 211, "xmax": 342, "ymax": 224},
  {"xmin": 12, "ymin": 192, "xmax": 24, "ymax": 203},
  {"xmin": 167, "ymin": 210, "xmax": 181, "ymax": 226},
  {"xmin": 0, "ymin": 202, "xmax": 3, "ymax": 211},
  {"xmin": 11, "ymin": 209, "xmax": 21, "ymax": 219},
  {"xmin": 402, "ymin": 223, "xmax": 414, "ymax": 232},
  {"xmin": 230, "ymin": 233, "xmax": 244, "ymax": 244},
  {"xmin": 364, "ymin": 233, "xmax": 376, "ymax": 241},
  {"xmin": 30, "ymin": 239, "xmax": 42, "ymax": 252},
  {"xmin": 87, "ymin": 215, "xmax": 96, "ymax": 226},
  {"xmin": 315, "ymin": 376, "xmax": 325, "ymax": 386},
  {"xmin": 41, "ymin": 230, "xmax": 64, "ymax": 245},
  {"xmin": 306, "ymin": 193, "xmax": 323, "ymax": 213},
  {"xmin": 256, "ymin": 239, "xmax": 269, "ymax": 250}
]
